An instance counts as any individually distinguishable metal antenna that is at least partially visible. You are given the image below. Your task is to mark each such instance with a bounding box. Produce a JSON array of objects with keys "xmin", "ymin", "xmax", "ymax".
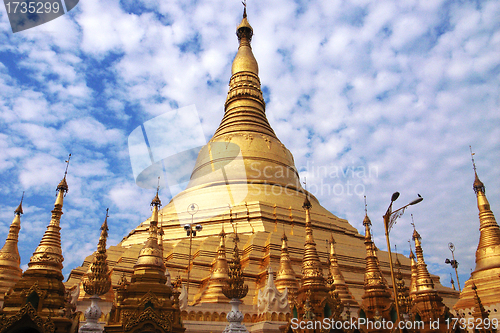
[{"xmin": 64, "ymin": 154, "xmax": 72, "ymax": 178}]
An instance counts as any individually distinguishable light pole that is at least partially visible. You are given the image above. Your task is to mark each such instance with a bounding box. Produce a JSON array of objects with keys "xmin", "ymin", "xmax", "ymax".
[
  {"xmin": 445, "ymin": 242, "xmax": 461, "ymax": 292},
  {"xmin": 185, "ymin": 203, "xmax": 202, "ymax": 300},
  {"xmin": 383, "ymin": 192, "xmax": 423, "ymax": 332}
]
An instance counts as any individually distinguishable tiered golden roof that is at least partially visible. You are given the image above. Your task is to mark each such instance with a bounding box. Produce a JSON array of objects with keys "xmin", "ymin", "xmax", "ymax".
[
  {"xmin": 105, "ymin": 191, "xmax": 184, "ymax": 333},
  {"xmin": 359, "ymin": 212, "xmax": 394, "ymax": 326},
  {"xmin": 455, "ymin": 154, "xmax": 500, "ymax": 310},
  {"xmin": 0, "ymin": 196, "xmax": 23, "ymax": 306},
  {"xmin": 82, "ymin": 209, "xmax": 112, "ymax": 297}
]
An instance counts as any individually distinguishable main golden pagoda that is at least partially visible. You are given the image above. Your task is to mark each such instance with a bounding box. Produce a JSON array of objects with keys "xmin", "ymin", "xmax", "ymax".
[
  {"xmin": 52, "ymin": 7, "xmax": 460, "ymax": 333},
  {"xmin": 453, "ymin": 154, "xmax": 500, "ymax": 320}
]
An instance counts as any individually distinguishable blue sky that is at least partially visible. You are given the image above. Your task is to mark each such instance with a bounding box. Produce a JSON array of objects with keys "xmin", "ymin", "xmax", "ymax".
[{"xmin": 0, "ymin": 0, "xmax": 499, "ymax": 291}]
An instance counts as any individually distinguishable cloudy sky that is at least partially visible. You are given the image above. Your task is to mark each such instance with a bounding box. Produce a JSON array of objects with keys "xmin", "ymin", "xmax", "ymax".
[{"xmin": 0, "ymin": 0, "xmax": 499, "ymax": 290}]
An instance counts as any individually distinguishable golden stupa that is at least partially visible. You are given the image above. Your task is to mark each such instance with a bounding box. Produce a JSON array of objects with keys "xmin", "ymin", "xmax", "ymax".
[
  {"xmin": 453, "ymin": 153, "xmax": 500, "ymax": 319},
  {"xmin": 63, "ymin": 8, "xmax": 460, "ymax": 332}
]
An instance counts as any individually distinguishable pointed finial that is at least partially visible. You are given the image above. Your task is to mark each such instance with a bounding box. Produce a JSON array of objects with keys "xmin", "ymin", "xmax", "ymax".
[
  {"xmin": 14, "ymin": 192, "xmax": 24, "ymax": 215},
  {"xmin": 394, "ymin": 245, "xmax": 401, "ymax": 266},
  {"xmin": 56, "ymin": 154, "xmax": 71, "ymax": 194},
  {"xmin": 64, "ymin": 153, "xmax": 71, "ymax": 178},
  {"xmin": 102, "ymin": 208, "xmax": 109, "ymax": 230},
  {"xmin": 151, "ymin": 185, "xmax": 161, "ymax": 207},
  {"xmin": 302, "ymin": 179, "xmax": 312, "ymax": 210},
  {"xmin": 411, "ymin": 214, "xmax": 421, "ymax": 240},
  {"xmin": 219, "ymin": 223, "xmax": 226, "ymax": 238},
  {"xmin": 363, "ymin": 196, "xmax": 371, "ymax": 226},
  {"xmin": 242, "ymin": 0, "xmax": 247, "ymax": 18},
  {"xmin": 470, "ymin": 145, "xmax": 485, "ymax": 193},
  {"xmin": 470, "ymin": 145, "xmax": 477, "ymax": 173}
]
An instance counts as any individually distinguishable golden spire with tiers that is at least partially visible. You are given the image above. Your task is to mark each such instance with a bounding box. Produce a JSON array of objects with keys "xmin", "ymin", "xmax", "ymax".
[
  {"xmin": 193, "ymin": 225, "xmax": 230, "ymax": 304},
  {"xmin": 133, "ymin": 189, "xmax": 166, "ymax": 277},
  {"xmin": 300, "ymin": 196, "xmax": 324, "ymax": 288},
  {"xmin": 1, "ymin": 155, "xmax": 77, "ymax": 333},
  {"xmin": 394, "ymin": 251, "xmax": 410, "ymax": 317},
  {"xmin": 408, "ymin": 243, "xmax": 417, "ymax": 303},
  {"xmin": 80, "ymin": 209, "xmax": 112, "ymax": 333},
  {"xmin": 294, "ymin": 196, "xmax": 342, "ymax": 322},
  {"xmin": 0, "ymin": 194, "xmax": 23, "ymax": 306},
  {"xmin": 275, "ymin": 230, "xmax": 298, "ymax": 302},
  {"xmin": 82, "ymin": 209, "xmax": 112, "ymax": 297},
  {"xmin": 455, "ymin": 149, "xmax": 500, "ymax": 310},
  {"xmin": 105, "ymin": 191, "xmax": 184, "ymax": 333},
  {"xmin": 328, "ymin": 234, "xmax": 358, "ymax": 309},
  {"xmin": 359, "ymin": 208, "xmax": 394, "ymax": 327},
  {"xmin": 410, "ymin": 226, "xmax": 449, "ymax": 331}
]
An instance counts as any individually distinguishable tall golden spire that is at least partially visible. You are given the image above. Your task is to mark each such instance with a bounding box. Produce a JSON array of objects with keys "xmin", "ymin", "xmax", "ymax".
[
  {"xmin": 1, "ymin": 155, "xmax": 77, "ymax": 332},
  {"xmin": 412, "ymin": 227, "xmax": 435, "ymax": 293},
  {"xmin": 27, "ymin": 162, "xmax": 69, "ymax": 273},
  {"xmin": 300, "ymin": 196, "xmax": 324, "ymax": 288},
  {"xmin": 275, "ymin": 229, "xmax": 298, "ymax": 299},
  {"xmin": 328, "ymin": 234, "xmax": 357, "ymax": 308},
  {"xmin": 359, "ymin": 205, "xmax": 394, "ymax": 323},
  {"xmin": 410, "ymin": 224, "xmax": 449, "ymax": 326},
  {"xmin": 294, "ymin": 195, "xmax": 342, "ymax": 321},
  {"xmin": 0, "ymin": 194, "xmax": 24, "ymax": 305},
  {"xmin": 195, "ymin": 225, "xmax": 230, "ymax": 304},
  {"xmin": 133, "ymin": 189, "xmax": 166, "ymax": 279},
  {"xmin": 212, "ymin": 5, "xmax": 277, "ymax": 140},
  {"xmin": 362, "ymin": 211, "xmax": 387, "ymax": 288},
  {"xmin": 82, "ymin": 209, "xmax": 112, "ymax": 297},
  {"xmin": 469, "ymin": 147, "xmax": 500, "ymax": 273},
  {"xmin": 454, "ymin": 149, "xmax": 500, "ymax": 311}
]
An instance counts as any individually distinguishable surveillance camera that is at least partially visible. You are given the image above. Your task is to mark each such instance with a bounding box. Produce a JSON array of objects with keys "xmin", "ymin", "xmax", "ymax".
[
  {"xmin": 195, "ymin": 224, "xmax": 203, "ymax": 231},
  {"xmin": 184, "ymin": 224, "xmax": 190, "ymax": 231}
]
